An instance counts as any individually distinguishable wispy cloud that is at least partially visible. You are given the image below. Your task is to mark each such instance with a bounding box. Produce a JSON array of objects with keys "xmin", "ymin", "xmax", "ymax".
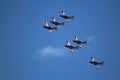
[
  {"xmin": 38, "ymin": 46, "xmax": 67, "ymax": 57},
  {"xmin": 87, "ymin": 35, "xmax": 96, "ymax": 42},
  {"xmin": 86, "ymin": 35, "xmax": 96, "ymax": 50}
]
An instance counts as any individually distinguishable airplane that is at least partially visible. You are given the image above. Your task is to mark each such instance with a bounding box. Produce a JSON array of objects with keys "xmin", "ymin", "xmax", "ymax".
[
  {"xmin": 43, "ymin": 21, "xmax": 59, "ymax": 34},
  {"xmin": 73, "ymin": 35, "xmax": 87, "ymax": 46},
  {"xmin": 89, "ymin": 57, "xmax": 104, "ymax": 69},
  {"xmin": 51, "ymin": 17, "xmax": 65, "ymax": 27},
  {"xmin": 60, "ymin": 10, "xmax": 74, "ymax": 23},
  {"xmin": 65, "ymin": 40, "xmax": 81, "ymax": 53}
]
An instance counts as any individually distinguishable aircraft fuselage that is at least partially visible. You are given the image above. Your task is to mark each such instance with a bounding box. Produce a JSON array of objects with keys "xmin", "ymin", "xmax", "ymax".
[
  {"xmin": 60, "ymin": 15, "xmax": 73, "ymax": 19},
  {"xmin": 51, "ymin": 21, "xmax": 60, "ymax": 25},
  {"xmin": 65, "ymin": 45, "xmax": 74, "ymax": 49},
  {"xmin": 73, "ymin": 40, "xmax": 81, "ymax": 44},
  {"xmin": 90, "ymin": 61, "xmax": 103, "ymax": 65},
  {"xmin": 43, "ymin": 26, "xmax": 52, "ymax": 30}
]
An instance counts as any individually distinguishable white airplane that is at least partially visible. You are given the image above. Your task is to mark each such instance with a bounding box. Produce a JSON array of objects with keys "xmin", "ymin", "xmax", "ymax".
[
  {"xmin": 90, "ymin": 57, "xmax": 104, "ymax": 69},
  {"xmin": 51, "ymin": 17, "xmax": 65, "ymax": 27},
  {"xmin": 60, "ymin": 10, "xmax": 74, "ymax": 23},
  {"xmin": 43, "ymin": 21, "xmax": 58, "ymax": 34},
  {"xmin": 73, "ymin": 35, "xmax": 87, "ymax": 46},
  {"xmin": 65, "ymin": 40, "xmax": 81, "ymax": 53}
]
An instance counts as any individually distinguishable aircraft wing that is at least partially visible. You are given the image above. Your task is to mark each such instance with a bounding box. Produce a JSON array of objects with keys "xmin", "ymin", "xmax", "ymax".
[
  {"xmin": 70, "ymin": 49, "xmax": 74, "ymax": 53},
  {"xmin": 94, "ymin": 65, "xmax": 99, "ymax": 69},
  {"xmin": 48, "ymin": 30, "xmax": 53, "ymax": 34}
]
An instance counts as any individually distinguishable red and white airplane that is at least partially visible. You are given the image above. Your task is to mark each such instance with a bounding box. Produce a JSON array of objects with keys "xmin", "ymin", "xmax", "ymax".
[
  {"xmin": 73, "ymin": 35, "xmax": 87, "ymax": 46},
  {"xmin": 43, "ymin": 21, "xmax": 58, "ymax": 34},
  {"xmin": 90, "ymin": 57, "xmax": 104, "ymax": 69},
  {"xmin": 51, "ymin": 17, "xmax": 65, "ymax": 27},
  {"xmin": 60, "ymin": 10, "xmax": 74, "ymax": 23},
  {"xmin": 65, "ymin": 40, "xmax": 81, "ymax": 53}
]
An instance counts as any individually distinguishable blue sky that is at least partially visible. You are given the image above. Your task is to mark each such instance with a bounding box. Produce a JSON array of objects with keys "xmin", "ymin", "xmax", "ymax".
[{"xmin": 0, "ymin": 0, "xmax": 120, "ymax": 80}]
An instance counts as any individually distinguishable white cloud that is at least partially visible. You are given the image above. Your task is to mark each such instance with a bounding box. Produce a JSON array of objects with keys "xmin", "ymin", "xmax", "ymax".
[
  {"xmin": 86, "ymin": 35, "xmax": 96, "ymax": 50},
  {"xmin": 87, "ymin": 35, "xmax": 96, "ymax": 42},
  {"xmin": 38, "ymin": 46, "xmax": 67, "ymax": 57}
]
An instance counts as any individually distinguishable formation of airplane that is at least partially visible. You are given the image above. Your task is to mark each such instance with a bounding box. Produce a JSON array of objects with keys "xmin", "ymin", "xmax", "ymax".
[
  {"xmin": 64, "ymin": 36, "xmax": 104, "ymax": 69},
  {"xmin": 60, "ymin": 10, "xmax": 74, "ymax": 23},
  {"xmin": 65, "ymin": 35, "xmax": 87, "ymax": 53},
  {"xmin": 42, "ymin": 10, "xmax": 104, "ymax": 69},
  {"xmin": 90, "ymin": 57, "xmax": 104, "ymax": 69},
  {"xmin": 43, "ymin": 21, "xmax": 58, "ymax": 34},
  {"xmin": 43, "ymin": 10, "xmax": 73, "ymax": 34},
  {"xmin": 65, "ymin": 40, "xmax": 81, "ymax": 53}
]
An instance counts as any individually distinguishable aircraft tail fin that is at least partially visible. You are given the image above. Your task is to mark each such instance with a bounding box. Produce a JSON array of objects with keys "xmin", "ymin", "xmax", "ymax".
[
  {"xmin": 45, "ymin": 21, "xmax": 48, "ymax": 26},
  {"xmin": 52, "ymin": 17, "xmax": 56, "ymax": 22},
  {"xmin": 61, "ymin": 10, "xmax": 65, "ymax": 15},
  {"xmin": 66, "ymin": 40, "xmax": 71, "ymax": 46},
  {"xmin": 74, "ymin": 35, "xmax": 78, "ymax": 40},
  {"xmin": 91, "ymin": 57, "xmax": 95, "ymax": 61}
]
